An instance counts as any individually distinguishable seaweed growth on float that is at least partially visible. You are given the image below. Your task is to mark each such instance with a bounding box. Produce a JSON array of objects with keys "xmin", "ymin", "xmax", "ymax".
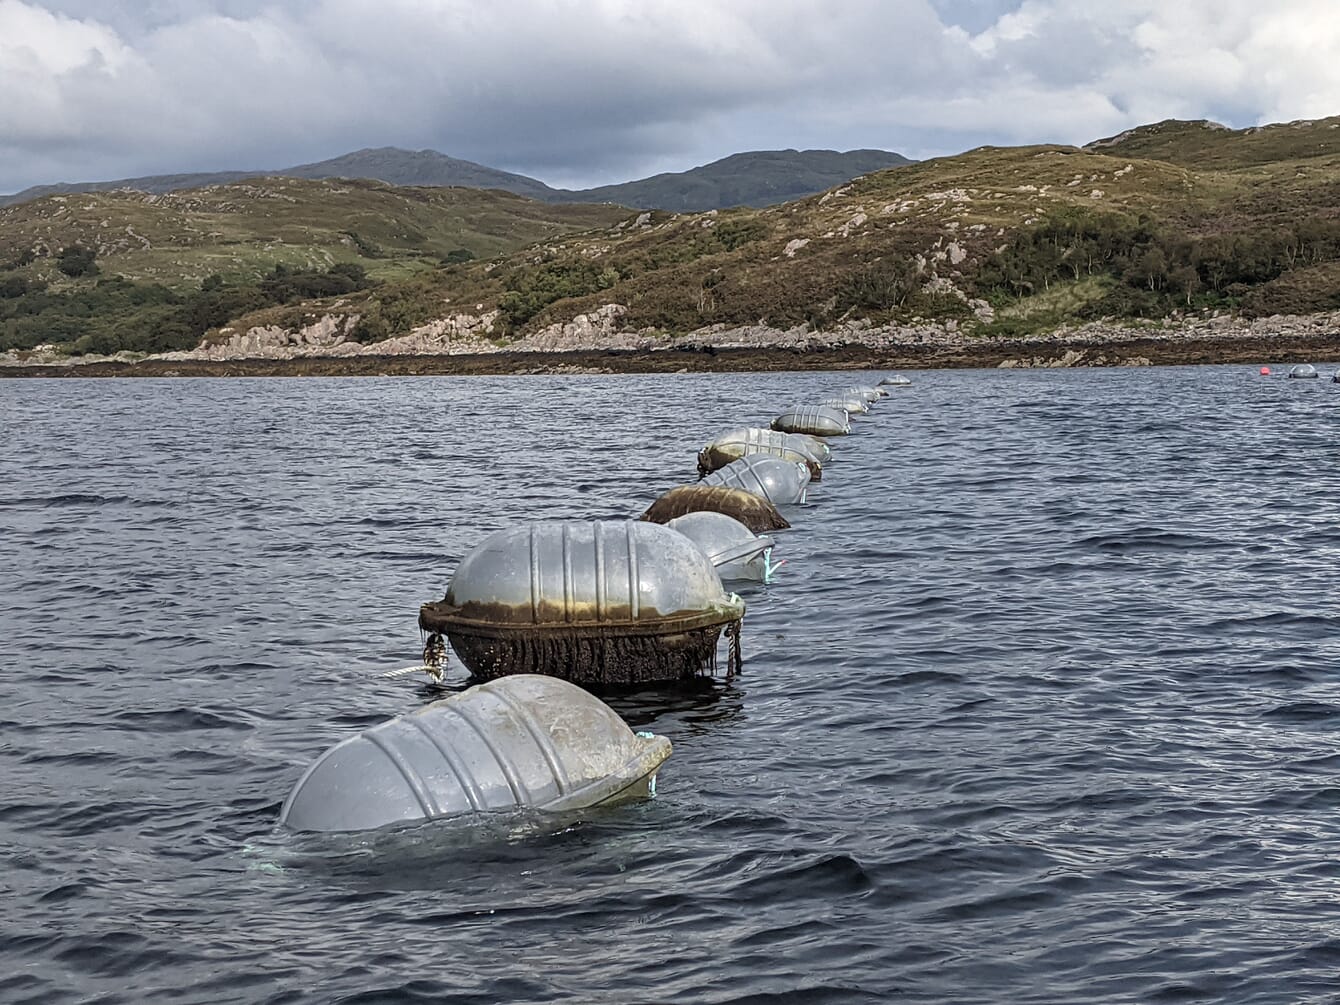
[{"xmin": 639, "ymin": 485, "xmax": 792, "ymax": 533}]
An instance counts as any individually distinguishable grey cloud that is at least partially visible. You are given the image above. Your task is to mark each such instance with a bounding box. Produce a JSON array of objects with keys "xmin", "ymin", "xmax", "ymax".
[{"xmin": 1, "ymin": 1, "xmax": 1337, "ymax": 195}]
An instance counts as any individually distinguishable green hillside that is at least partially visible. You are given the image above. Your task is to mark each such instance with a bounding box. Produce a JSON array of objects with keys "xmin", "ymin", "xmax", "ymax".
[
  {"xmin": 0, "ymin": 177, "xmax": 624, "ymax": 354},
  {"xmin": 9, "ymin": 116, "xmax": 1340, "ymax": 360},
  {"xmin": 1087, "ymin": 117, "xmax": 1340, "ymax": 170},
  {"xmin": 0, "ymin": 176, "xmax": 623, "ymax": 288},
  {"xmin": 262, "ymin": 125, "xmax": 1340, "ymax": 347}
]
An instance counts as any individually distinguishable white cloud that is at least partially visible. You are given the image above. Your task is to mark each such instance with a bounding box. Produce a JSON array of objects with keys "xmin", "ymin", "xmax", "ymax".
[{"xmin": 1, "ymin": 0, "xmax": 1339, "ymax": 194}]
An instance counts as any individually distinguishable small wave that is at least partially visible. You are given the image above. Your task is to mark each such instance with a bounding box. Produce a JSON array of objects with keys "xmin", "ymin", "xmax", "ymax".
[
  {"xmin": 354, "ymin": 550, "xmax": 451, "ymax": 563},
  {"xmin": 42, "ymin": 799, "xmax": 175, "ymax": 837},
  {"xmin": 37, "ymin": 882, "xmax": 91, "ymax": 904},
  {"xmin": 713, "ymin": 984, "xmax": 888, "ymax": 1005},
  {"xmin": 352, "ymin": 516, "xmax": 418, "ymax": 527},
  {"xmin": 1203, "ymin": 612, "xmax": 1340, "ymax": 635},
  {"xmin": 1287, "ymin": 937, "xmax": 1340, "ymax": 970},
  {"xmin": 108, "ymin": 707, "xmax": 253, "ymax": 732},
  {"xmin": 890, "ymin": 669, "xmax": 965, "ymax": 687},
  {"xmin": 20, "ymin": 750, "xmax": 121, "ymax": 767},
  {"xmin": 1260, "ymin": 701, "xmax": 1340, "ymax": 723},
  {"xmin": 926, "ymin": 885, "xmax": 1061, "ymax": 923},
  {"xmin": 717, "ymin": 852, "xmax": 875, "ymax": 902},
  {"xmin": 1232, "ymin": 663, "xmax": 1330, "ymax": 684},
  {"xmin": 1253, "ymin": 786, "xmax": 1340, "ymax": 812},
  {"xmin": 0, "ymin": 493, "xmax": 130, "ymax": 508},
  {"xmin": 50, "ymin": 931, "xmax": 200, "ymax": 979},
  {"xmin": 1076, "ymin": 528, "xmax": 1231, "ymax": 553}
]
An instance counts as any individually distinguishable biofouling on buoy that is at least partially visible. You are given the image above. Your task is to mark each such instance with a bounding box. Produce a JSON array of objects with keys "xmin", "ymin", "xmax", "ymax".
[
  {"xmin": 821, "ymin": 395, "xmax": 870, "ymax": 415},
  {"xmin": 697, "ymin": 426, "xmax": 823, "ymax": 480},
  {"xmin": 640, "ymin": 484, "xmax": 791, "ymax": 533},
  {"xmin": 419, "ymin": 521, "xmax": 746, "ymax": 686},
  {"xmin": 771, "ymin": 405, "xmax": 851, "ymax": 437},
  {"xmin": 787, "ymin": 432, "xmax": 832, "ymax": 462},
  {"xmin": 700, "ymin": 455, "xmax": 811, "ymax": 506}
]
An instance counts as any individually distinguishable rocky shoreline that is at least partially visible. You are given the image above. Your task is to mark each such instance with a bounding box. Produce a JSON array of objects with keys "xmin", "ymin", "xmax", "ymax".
[
  {"xmin": 4, "ymin": 309, "xmax": 1340, "ymax": 378},
  {"xmin": 4, "ymin": 331, "xmax": 1340, "ymax": 378}
]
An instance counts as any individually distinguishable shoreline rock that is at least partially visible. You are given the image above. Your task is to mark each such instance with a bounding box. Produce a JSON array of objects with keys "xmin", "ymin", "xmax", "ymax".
[{"xmin": 4, "ymin": 307, "xmax": 1340, "ymax": 377}]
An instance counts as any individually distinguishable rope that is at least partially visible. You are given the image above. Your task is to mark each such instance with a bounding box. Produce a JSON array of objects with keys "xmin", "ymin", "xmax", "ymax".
[
  {"xmin": 726, "ymin": 619, "xmax": 743, "ymax": 677},
  {"xmin": 376, "ymin": 634, "xmax": 448, "ymax": 681},
  {"xmin": 379, "ymin": 665, "xmax": 442, "ymax": 680}
]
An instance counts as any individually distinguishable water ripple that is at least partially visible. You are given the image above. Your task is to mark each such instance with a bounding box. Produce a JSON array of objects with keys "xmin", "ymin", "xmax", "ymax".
[{"xmin": 4, "ymin": 366, "xmax": 1340, "ymax": 1002}]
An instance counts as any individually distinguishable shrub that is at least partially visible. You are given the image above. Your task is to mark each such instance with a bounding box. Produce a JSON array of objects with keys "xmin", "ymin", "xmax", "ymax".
[
  {"xmin": 497, "ymin": 261, "xmax": 620, "ymax": 328},
  {"xmin": 57, "ymin": 245, "xmax": 99, "ymax": 278},
  {"xmin": 836, "ymin": 258, "xmax": 920, "ymax": 312}
]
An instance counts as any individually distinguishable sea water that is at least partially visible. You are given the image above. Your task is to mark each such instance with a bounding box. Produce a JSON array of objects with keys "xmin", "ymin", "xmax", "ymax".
[{"xmin": 3, "ymin": 366, "xmax": 1340, "ymax": 1003}]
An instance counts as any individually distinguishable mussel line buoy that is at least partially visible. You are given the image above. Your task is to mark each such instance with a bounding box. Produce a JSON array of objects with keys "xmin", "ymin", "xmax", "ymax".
[
  {"xmin": 285, "ymin": 374, "xmax": 902, "ymax": 832},
  {"xmin": 281, "ymin": 675, "xmax": 672, "ymax": 833},
  {"xmin": 418, "ymin": 520, "xmax": 745, "ymax": 687}
]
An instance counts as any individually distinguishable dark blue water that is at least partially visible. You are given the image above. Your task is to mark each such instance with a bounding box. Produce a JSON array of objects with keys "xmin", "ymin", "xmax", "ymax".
[{"xmin": 3, "ymin": 366, "xmax": 1340, "ymax": 1004}]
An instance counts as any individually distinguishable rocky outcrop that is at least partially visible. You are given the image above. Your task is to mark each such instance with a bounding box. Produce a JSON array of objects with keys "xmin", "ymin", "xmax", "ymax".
[
  {"xmin": 164, "ymin": 313, "xmax": 360, "ymax": 360},
  {"xmin": 152, "ymin": 309, "xmax": 507, "ymax": 361},
  {"xmin": 363, "ymin": 311, "xmax": 501, "ymax": 355},
  {"xmin": 9, "ymin": 302, "xmax": 1340, "ymax": 371},
  {"xmin": 508, "ymin": 305, "xmax": 664, "ymax": 352},
  {"xmin": 997, "ymin": 350, "xmax": 1152, "ymax": 368}
]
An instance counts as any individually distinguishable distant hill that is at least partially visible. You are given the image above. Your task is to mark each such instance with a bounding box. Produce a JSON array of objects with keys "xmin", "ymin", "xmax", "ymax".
[
  {"xmin": 550, "ymin": 149, "xmax": 911, "ymax": 211},
  {"xmin": 0, "ymin": 175, "xmax": 628, "ymax": 356},
  {"xmin": 1086, "ymin": 116, "xmax": 1340, "ymax": 169},
  {"xmin": 0, "ymin": 149, "xmax": 555, "ymax": 209},
  {"xmin": 197, "ymin": 114, "xmax": 1340, "ymax": 349},
  {"xmin": 2, "ymin": 171, "xmax": 260, "ymax": 208},
  {"xmin": 280, "ymin": 147, "xmax": 558, "ymax": 201},
  {"xmin": 30, "ymin": 115, "xmax": 1340, "ymax": 365},
  {"xmin": 0, "ymin": 175, "xmax": 625, "ymax": 290},
  {"xmin": 0, "ymin": 146, "xmax": 911, "ymax": 212}
]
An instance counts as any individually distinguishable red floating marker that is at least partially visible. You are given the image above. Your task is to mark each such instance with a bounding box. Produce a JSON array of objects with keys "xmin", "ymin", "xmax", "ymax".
[{"xmin": 1260, "ymin": 366, "xmax": 1271, "ymax": 375}]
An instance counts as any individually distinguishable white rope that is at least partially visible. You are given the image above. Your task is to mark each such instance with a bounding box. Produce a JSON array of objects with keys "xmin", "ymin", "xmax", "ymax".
[{"xmin": 378, "ymin": 665, "xmax": 443, "ymax": 681}]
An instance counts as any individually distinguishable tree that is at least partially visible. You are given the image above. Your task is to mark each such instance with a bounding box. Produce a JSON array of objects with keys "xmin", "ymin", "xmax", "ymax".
[
  {"xmin": 1170, "ymin": 265, "xmax": 1202, "ymax": 307},
  {"xmin": 57, "ymin": 245, "xmax": 99, "ymax": 278}
]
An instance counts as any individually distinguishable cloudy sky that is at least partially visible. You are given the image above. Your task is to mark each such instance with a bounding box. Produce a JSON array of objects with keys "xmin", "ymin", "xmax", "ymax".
[{"xmin": 3, "ymin": 0, "xmax": 1340, "ymax": 194}]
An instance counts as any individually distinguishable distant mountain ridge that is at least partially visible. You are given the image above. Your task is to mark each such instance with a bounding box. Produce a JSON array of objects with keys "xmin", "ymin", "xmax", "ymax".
[
  {"xmin": 555, "ymin": 149, "xmax": 910, "ymax": 211},
  {"xmin": 0, "ymin": 146, "xmax": 911, "ymax": 212}
]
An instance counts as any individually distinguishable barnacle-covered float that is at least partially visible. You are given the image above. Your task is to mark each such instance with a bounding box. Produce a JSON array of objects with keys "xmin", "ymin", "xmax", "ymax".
[
  {"xmin": 697, "ymin": 427, "xmax": 825, "ymax": 480},
  {"xmin": 640, "ymin": 484, "xmax": 791, "ymax": 533},
  {"xmin": 419, "ymin": 520, "xmax": 746, "ymax": 686},
  {"xmin": 700, "ymin": 455, "xmax": 811, "ymax": 506},
  {"xmin": 772, "ymin": 405, "xmax": 851, "ymax": 437},
  {"xmin": 820, "ymin": 395, "xmax": 870, "ymax": 415}
]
